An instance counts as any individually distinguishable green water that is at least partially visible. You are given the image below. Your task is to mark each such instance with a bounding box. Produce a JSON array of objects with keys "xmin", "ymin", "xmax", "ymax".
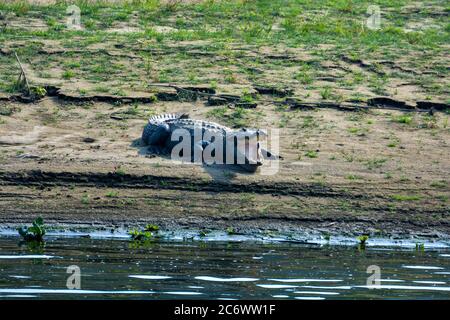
[{"xmin": 0, "ymin": 236, "xmax": 449, "ymax": 299}]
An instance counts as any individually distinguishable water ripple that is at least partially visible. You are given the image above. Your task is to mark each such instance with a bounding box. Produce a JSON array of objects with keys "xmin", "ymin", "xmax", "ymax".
[
  {"xmin": 301, "ymin": 285, "xmax": 353, "ymax": 290},
  {"xmin": 356, "ymin": 285, "xmax": 450, "ymax": 292},
  {"xmin": 294, "ymin": 296, "xmax": 325, "ymax": 300},
  {"xmin": 294, "ymin": 291, "xmax": 340, "ymax": 295},
  {"xmin": 402, "ymin": 265, "xmax": 444, "ymax": 270},
  {"xmin": 129, "ymin": 275, "xmax": 172, "ymax": 280},
  {"xmin": 0, "ymin": 288, "xmax": 155, "ymax": 294},
  {"xmin": 257, "ymin": 284, "xmax": 299, "ymax": 289},
  {"xmin": 0, "ymin": 255, "xmax": 57, "ymax": 259},
  {"xmin": 412, "ymin": 281, "xmax": 446, "ymax": 285},
  {"xmin": 9, "ymin": 275, "xmax": 31, "ymax": 279},
  {"xmin": 195, "ymin": 276, "xmax": 259, "ymax": 282},
  {"xmin": 163, "ymin": 291, "xmax": 203, "ymax": 295},
  {"xmin": 268, "ymin": 278, "xmax": 343, "ymax": 283}
]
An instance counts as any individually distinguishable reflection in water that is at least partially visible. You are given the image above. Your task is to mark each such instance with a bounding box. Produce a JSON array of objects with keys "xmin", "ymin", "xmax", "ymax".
[{"xmin": 0, "ymin": 236, "xmax": 448, "ymax": 300}]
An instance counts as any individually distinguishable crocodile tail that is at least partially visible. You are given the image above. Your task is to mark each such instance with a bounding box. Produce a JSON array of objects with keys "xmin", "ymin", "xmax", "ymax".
[{"xmin": 148, "ymin": 113, "xmax": 189, "ymax": 124}]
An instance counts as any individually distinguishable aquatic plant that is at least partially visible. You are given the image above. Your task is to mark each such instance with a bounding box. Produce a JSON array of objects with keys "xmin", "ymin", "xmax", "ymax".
[
  {"xmin": 18, "ymin": 217, "xmax": 46, "ymax": 242},
  {"xmin": 226, "ymin": 227, "xmax": 236, "ymax": 235},
  {"xmin": 129, "ymin": 229, "xmax": 153, "ymax": 241},
  {"xmin": 357, "ymin": 235, "xmax": 369, "ymax": 245},
  {"xmin": 415, "ymin": 243, "xmax": 425, "ymax": 251},
  {"xmin": 144, "ymin": 224, "xmax": 159, "ymax": 232}
]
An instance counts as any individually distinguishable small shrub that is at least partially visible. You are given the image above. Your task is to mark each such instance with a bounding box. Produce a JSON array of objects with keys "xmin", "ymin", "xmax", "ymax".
[{"xmin": 31, "ymin": 86, "xmax": 47, "ymax": 98}]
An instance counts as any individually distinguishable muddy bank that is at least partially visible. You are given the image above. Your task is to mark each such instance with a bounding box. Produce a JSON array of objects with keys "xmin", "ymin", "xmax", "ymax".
[
  {"xmin": 1, "ymin": 223, "xmax": 449, "ymax": 248},
  {"xmin": 0, "ymin": 92, "xmax": 449, "ymax": 240}
]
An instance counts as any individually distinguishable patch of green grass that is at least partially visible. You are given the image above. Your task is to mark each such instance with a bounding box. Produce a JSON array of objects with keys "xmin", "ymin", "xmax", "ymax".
[
  {"xmin": 81, "ymin": 194, "xmax": 90, "ymax": 204},
  {"xmin": 241, "ymin": 89, "xmax": 255, "ymax": 103},
  {"xmin": 105, "ymin": 191, "xmax": 118, "ymax": 198},
  {"xmin": 206, "ymin": 106, "xmax": 250, "ymax": 128},
  {"xmin": 365, "ymin": 158, "xmax": 387, "ymax": 170},
  {"xmin": 93, "ymin": 86, "xmax": 110, "ymax": 93},
  {"xmin": 387, "ymin": 141, "xmax": 398, "ymax": 148},
  {"xmin": 0, "ymin": 0, "xmax": 30, "ymax": 16},
  {"xmin": 223, "ymin": 69, "xmax": 237, "ymax": 84},
  {"xmin": 391, "ymin": 194, "xmax": 422, "ymax": 201},
  {"xmin": 114, "ymin": 165, "xmax": 126, "ymax": 175},
  {"xmin": 347, "ymin": 127, "xmax": 368, "ymax": 136},
  {"xmin": 346, "ymin": 174, "xmax": 362, "ymax": 180},
  {"xmin": 320, "ymin": 86, "xmax": 332, "ymax": 100},
  {"xmin": 305, "ymin": 150, "xmax": 318, "ymax": 158},
  {"xmin": 294, "ymin": 69, "xmax": 313, "ymax": 85},
  {"xmin": 391, "ymin": 114, "xmax": 413, "ymax": 125},
  {"xmin": 299, "ymin": 115, "xmax": 318, "ymax": 129},
  {"xmin": 0, "ymin": 105, "xmax": 19, "ymax": 116},
  {"xmin": 62, "ymin": 70, "xmax": 75, "ymax": 79},
  {"xmin": 430, "ymin": 180, "xmax": 447, "ymax": 189},
  {"xmin": 64, "ymin": 61, "xmax": 81, "ymax": 69}
]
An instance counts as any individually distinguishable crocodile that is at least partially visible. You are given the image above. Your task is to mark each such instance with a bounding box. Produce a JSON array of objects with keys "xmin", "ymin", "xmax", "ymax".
[{"xmin": 141, "ymin": 113, "xmax": 273, "ymax": 172}]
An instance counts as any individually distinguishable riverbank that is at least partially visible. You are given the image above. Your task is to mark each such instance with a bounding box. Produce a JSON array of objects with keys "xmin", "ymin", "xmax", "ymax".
[{"xmin": 0, "ymin": 1, "xmax": 448, "ymax": 241}]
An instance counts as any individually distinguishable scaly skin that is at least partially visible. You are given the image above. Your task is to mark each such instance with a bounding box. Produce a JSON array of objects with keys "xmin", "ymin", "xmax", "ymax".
[{"xmin": 141, "ymin": 113, "xmax": 264, "ymax": 171}]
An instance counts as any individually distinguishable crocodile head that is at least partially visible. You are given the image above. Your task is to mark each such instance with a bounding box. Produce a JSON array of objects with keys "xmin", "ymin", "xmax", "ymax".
[{"xmin": 229, "ymin": 128, "xmax": 265, "ymax": 172}]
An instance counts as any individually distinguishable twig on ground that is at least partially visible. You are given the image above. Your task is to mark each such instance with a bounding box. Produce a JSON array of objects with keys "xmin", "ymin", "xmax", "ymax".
[{"xmin": 14, "ymin": 51, "xmax": 31, "ymax": 96}]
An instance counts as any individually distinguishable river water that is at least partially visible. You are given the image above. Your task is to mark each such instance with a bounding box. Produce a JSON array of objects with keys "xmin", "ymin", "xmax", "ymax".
[{"xmin": 0, "ymin": 236, "xmax": 449, "ymax": 299}]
